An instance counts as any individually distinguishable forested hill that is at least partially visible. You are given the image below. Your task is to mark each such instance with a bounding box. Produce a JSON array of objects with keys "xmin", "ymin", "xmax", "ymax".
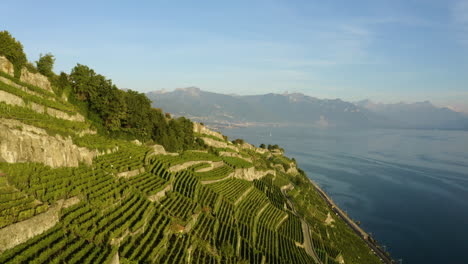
[{"xmin": 0, "ymin": 30, "xmax": 386, "ymax": 263}]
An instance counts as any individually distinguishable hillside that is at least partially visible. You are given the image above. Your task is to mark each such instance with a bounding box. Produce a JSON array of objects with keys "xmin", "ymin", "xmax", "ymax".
[
  {"xmin": 0, "ymin": 31, "xmax": 387, "ymax": 263},
  {"xmin": 147, "ymin": 88, "xmax": 468, "ymax": 130}
]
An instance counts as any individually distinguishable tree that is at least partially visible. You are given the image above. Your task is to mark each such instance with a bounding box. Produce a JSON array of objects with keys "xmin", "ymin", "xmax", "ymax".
[
  {"xmin": 69, "ymin": 64, "xmax": 99, "ymax": 101},
  {"xmin": 54, "ymin": 72, "xmax": 70, "ymax": 94},
  {"xmin": 232, "ymin": 139, "xmax": 245, "ymax": 145},
  {"xmin": 0, "ymin": 30, "xmax": 27, "ymax": 78},
  {"xmin": 88, "ymin": 76, "xmax": 126, "ymax": 131},
  {"xmin": 36, "ymin": 53, "xmax": 55, "ymax": 77},
  {"xmin": 122, "ymin": 90, "xmax": 152, "ymax": 138},
  {"xmin": 259, "ymin": 143, "xmax": 266, "ymax": 149}
]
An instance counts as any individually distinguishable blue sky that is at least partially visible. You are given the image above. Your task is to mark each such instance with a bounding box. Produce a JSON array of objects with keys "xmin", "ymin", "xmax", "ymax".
[{"xmin": 2, "ymin": 0, "xmax": 468, "ymax": 112}]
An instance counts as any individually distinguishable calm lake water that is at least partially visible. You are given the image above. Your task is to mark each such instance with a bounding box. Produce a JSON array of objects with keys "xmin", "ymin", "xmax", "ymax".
[{"xmin": 222, "ymin": 126, "xmax": 468, "ymax": 264}]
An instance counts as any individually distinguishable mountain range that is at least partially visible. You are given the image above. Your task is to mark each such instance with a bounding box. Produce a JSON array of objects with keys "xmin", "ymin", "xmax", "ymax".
[{"xmin": 147, "ymin": 87, "xmax": 468, "ymax": 130}]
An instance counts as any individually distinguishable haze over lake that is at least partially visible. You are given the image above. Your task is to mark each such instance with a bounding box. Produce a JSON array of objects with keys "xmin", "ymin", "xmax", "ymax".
[{"xmin": 222, "ymin": 126, "xmax": 468, "ymax": 264}]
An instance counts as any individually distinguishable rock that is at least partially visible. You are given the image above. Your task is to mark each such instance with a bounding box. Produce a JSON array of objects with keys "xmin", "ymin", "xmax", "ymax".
[
  {"xmin": 0, "ymin": 56, "xmax": 14, "ymax": 76},
  {"xmin": 193, "ymin": 122, "xmax": 225, "ymax": 140},
  {"xmin": 0, "ymin": 90, "xmax": 24, "ymax": 106},
  {"xmin": 255, "ymin": 148, "xmax": 269, "ymax": 154},
  {"xmin": 229, "ymin": 167, "xmax": 276, "ymax": 181},
  {"xmin": 20, "ymin": 67, "xmax": 53, "ymax": 92},
  {"xmin": 46, "ymin": 108, "xmax": 85, "ymax": 122},
  {"xmin": 168, "ymin": 160, "xmax": 224, "ymax": 173},
  {"xmin": 0, "ymin": 197, "xmax": 79, "ymax": 253},
  {"xmin": 201, "ymin": 137, "xmax": 238, "ymax": 151},
  {"xmin": 148, "ymin": 184, "xmax": 172, "ymax": 202},
  {"xmin": 286, "ymin": 165, "xmax": 299, "ymax": 175},
  {"xmin": 0, "ymin": 89, "xmax": 85, "ymax": 122},
  {"xmin": 219, "ymin": 151, "xmax": 252, "ymax": 163},
  {"xmin": 0, "ymin": 76, "xmax": 56, "ymax": 100},
  {"xmin": 148, "ymin": 144, "xmax": 178, "ymax": 156},
  {"xmin": 240, "ymin": 142, "xmax": 255, "ymax": 150},
  {"xmin": 195, "ymin": 161, "xmax": 224, "ymax": 172},
  {"xmin": 131, "ymin": 139, "xmax": 142, "ymax": 146},
  {"xmin": 0, "ymin": 118, "xmax": 104, "ymax": 167},
  {"xmin": 116, "ymin": 167, "xmax": 145, "ymax": 178}
]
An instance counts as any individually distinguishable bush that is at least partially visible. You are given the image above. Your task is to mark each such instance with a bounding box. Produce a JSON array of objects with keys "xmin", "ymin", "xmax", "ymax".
[
  {"xmin": 232, "ymin": 139, "xmax": 245, "ymax": 145},
  {"xmin": 36, "ymin": 53, "xmax": 55, "ymax": 78}
]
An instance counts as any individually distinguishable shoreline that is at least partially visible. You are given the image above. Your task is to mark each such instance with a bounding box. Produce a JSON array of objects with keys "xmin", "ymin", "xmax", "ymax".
[{"xmin": 307, "ymin": 178, "xmax": 395, "ymax": 264}]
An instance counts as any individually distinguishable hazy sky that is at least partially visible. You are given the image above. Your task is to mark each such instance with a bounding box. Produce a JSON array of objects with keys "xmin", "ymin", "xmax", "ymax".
[{"xmin": 2, "ymin": 0, "xmax": 468, "ymax": 112}]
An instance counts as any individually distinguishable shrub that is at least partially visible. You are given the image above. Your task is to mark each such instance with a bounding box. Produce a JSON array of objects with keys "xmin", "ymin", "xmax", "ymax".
[
  {"xmin": 36, "ymin": 53, "xmax": 55, "ymax": 78},
  {"xmin": 232, "ymin": 139, "xmax": 245, "ymax": 145}
]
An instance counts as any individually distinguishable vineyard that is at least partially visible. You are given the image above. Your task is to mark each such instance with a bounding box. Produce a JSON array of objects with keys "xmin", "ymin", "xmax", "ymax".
[
  {"xmin": 0, "ymin": 62, "xmax": 383, "ymax": 263},
  {"xmin": 0, "ymin": 144, "xmax": 321, "ymax": 263}
]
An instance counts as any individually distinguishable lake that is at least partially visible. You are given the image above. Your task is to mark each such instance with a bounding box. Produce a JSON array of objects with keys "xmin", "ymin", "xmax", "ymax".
[{"xmin": 221, "ymin": 126, "xmax": 468, "ymax": 264}]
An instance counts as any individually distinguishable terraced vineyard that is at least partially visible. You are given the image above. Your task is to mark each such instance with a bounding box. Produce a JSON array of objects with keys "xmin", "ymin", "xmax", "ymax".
[
  {"xmin": 0, "ymin": 143, "xmax": 341, "ymax": 263},
  {"xmin": 0, "ymin": 40, "xmax": 384, "ymax": 264}
]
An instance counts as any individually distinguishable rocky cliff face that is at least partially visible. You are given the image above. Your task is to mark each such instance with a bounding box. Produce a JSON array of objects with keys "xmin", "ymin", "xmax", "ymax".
[
  {"xmin": 20, "ymin": 67, "xmax": 53, "ymax": 92},
  {"xmin": 0, "ymin": 89, "xmax": 85, "ymax": 122},
  {"xmin": 0, "ymin": 56, "xmax": 14, "ymax": 76},
  {"xmin": 0, "ymin": 197, "xmax": 79, "ymax": 253},
  {"xmin": 0, "ymin": 119, "xmax": 104, "ymax": 167},
  {"xmin": 230, "ymin": 167, "xmax": 276, "ymax": 181},
  {"xmin": 0, "ymin": 56, "xmax": 53, "ymax": 92},
  {"xmin": 201, "ymin": 137, "xmax": 238, "ymax": 151},
  {"xmin": 193, "ymin": 122, "xmax": 225, "ymax": 140}
]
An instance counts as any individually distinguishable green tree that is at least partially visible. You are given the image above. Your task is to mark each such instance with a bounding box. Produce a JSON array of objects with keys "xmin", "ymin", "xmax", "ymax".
[
  {"xmin": 122, "ymin": 90, "xmax": 152, "ymax": 139},
  {"xmin": 69, "ymin": 64, "xmax": 99, "ymax": 101},
  {"xmin": 0, "ymin": 30, "xmax": 27, "ymax": 78},
  {"xmin": 52, "ymin": 72, "xmax": 70, "ymax": 95},
  {"xmin": 232, "ymin": 139, "xmax": 245, "ymax": 145},
  {"xmin": 89, "ymin": 76, "xmax": 126, "ymax": 131},
  {"xmin": 36, "ymin": 53, "xmax": 55, "ymax": 77}
]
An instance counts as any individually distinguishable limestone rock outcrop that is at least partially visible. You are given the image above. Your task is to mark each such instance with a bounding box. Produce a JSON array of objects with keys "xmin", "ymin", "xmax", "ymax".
[
  {"xmin": 0, "ymin": 197, "xmax": 79, "ymax": 253},
  {"xmin": 0, "ymin": 118, "xmax": 103, "ymax": 167},
  {"xmin": 0, "ymin": 56, "xmax": 14, "ymax": 76},
  {"xmin": 149, "ymin": 144, "xmax": 178, "ymax": 156},
  {"xmin": 230, "ymin": 167, "xmax": 276, "ymax": 181},
  {"xmin": 193, "ymin": 122, "xmax": 224, "ymax": 140},
  {"xmin": 0, "ymin": 75, "xmax": 55, "ymax": 100},
  {"xmin": 0, "ymin": 89, "xmax": 84, "ymax": 122},
  {"xmin": 20, "ymin": 67, "xmax": 53, "ymax": 92},
  {"xmin": 201, "ymin": 137, "xmax": 238, "ymax": 151},
  {"xmin": 219, "ymin": 151, "xmax": 252, "ymax": 163}
]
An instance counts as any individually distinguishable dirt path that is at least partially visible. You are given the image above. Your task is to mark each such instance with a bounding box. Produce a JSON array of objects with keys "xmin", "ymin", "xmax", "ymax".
[
  {"xmin": 281, "ymin": 185, "xmax": 322, "ymax": 264},
  {"xmin": 301, "ymin": 220, "xmax": 315, "ymax": 258}
]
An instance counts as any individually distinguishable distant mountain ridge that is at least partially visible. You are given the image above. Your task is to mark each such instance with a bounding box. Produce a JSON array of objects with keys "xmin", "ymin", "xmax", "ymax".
[
  {"xmin": 147, "ymin": 88, "xmax": 468, "ymax": 130},
  {"xmin": 355, "ymin": 99, "xmax": 468, "ymax": 130}
]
